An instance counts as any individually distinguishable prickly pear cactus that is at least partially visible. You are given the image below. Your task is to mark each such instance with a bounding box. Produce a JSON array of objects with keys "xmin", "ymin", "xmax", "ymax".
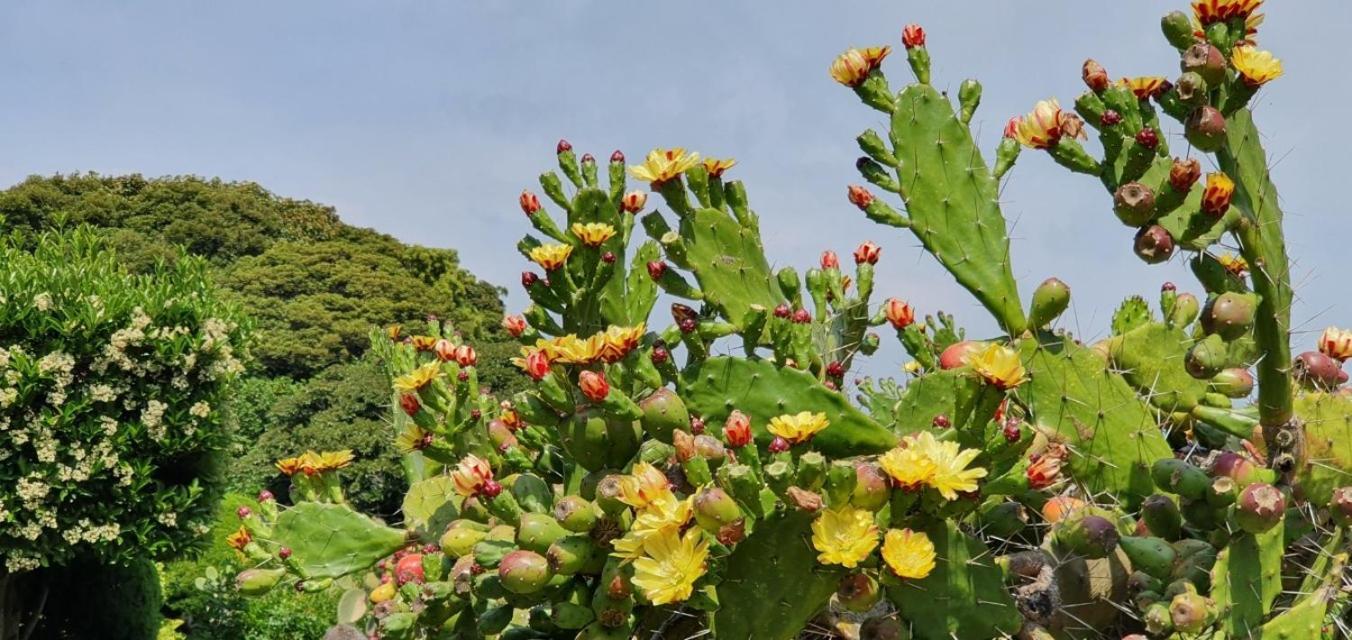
[{"xmin": 228, "ymin": 3, "xmax": 1352, "ymax": 639}]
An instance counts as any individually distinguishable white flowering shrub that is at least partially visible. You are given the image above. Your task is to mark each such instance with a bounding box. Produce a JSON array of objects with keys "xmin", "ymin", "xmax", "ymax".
[{"xmin": 0, "ymin": 229, "xmax": 247, "ymax": 572}]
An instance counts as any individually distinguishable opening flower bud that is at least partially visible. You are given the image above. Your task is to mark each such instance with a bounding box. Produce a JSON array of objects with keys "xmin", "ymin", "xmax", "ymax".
[
  {"xmin": 519, "ymin": 190, "xmax": 541, "ymax": 216},
  {"xmin": 501, "ymin": 314, "xmax": 527, "ymax": 337},
  {"xmin": 723, "ymin": 410, "xmax": 752, "ymax": 448},
  {"xmin": 901, "ymin": 24, "xmax": 925, "ymax": 49},
  {"xmin": 1169, "ymin": 157, "xmax": 1202, "ymax": 193},
  {"xmin": 1201, "ymin": 172, "xmax": 1235, "ymax": 217},
  {"xmin": 1082, "ymin": 59, "xmax": 1109, "ymax": 92},
  {"xmin": 884, "ymin": 298, "xmax": 914, "ymax": 329},
  {"xmin": 578, "ymin": 370, "xmax": 610, "ymax": 402},
  {"xmin": 853, "ymin": 241, "xmax": 881, "ymax": 265},
  {"xmin": 847, "ymin": 184, "xmax": 874, "ymax": 210},
  {"xmin": 820, "ymin": 250, "xmax": 840, "ymax": 270},
  {"xmin": 621, "ymin": 190, "xmax": 648, "ymax": 214}
]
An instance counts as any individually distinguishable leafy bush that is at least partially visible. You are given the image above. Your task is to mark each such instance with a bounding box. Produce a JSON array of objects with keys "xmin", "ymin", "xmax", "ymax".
[{"xmin": 0, "ymin": 228, "xmax": 245, "ymax": 571}]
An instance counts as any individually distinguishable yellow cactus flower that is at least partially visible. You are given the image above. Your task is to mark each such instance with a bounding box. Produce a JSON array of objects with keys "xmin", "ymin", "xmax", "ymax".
[
  {"xmin": 910, "ymin": 431, "xmax": 987, "ymax": 500},
  {"xmin": 610, "ymin": 530, "xmax": 647, "ymax": 561},
  {"xmin": 597, "ymin": 324, "xmax": 646, "ymax": 363},
  {"xmin": 1011, "ymin": 99, "xmax": 1065, "ymax": 149},
  {"xmin": 1217, "ymin": 252, "xmax": 1249, "ymax": 277},
  {"xmin": 829, "ymin": 46, "xmax": 891, "ymax": 87},
  {"xmin": 410, "ymin": 335, "xmax": 438, "ymax": 352},
  {"xmin": 1231, "ymin": 46, "xmax": 1282, "ymax": 87},
  {"xmin": 702, "ymin": 158, "xmax": 736, "ymax": 178},
  {"xmin": 810, "ymin": 506, "xmax": 880, "ymax": 568},
  {"xmin": 618, "ymin": 462, "xmax": 673, "ymax": 510},
  {"xmin": 1119, "ymin": 76, "xmax": 1167, "ymax": 100},
  {"xmin": 881, "ymin": 528, "xmax": 936, "ymax": 579},
  {"xmin": 631, "ymin": 528, "xmax": 710, "ymax": 605},
  {"xmin": 629, "ymin": 148, "xmax": 701, "ymax": 184},
  {"xmin": 1192, "ymin": 0, "xmax": 1263, "ymax": 26},
  {"xmin": 532, "ymin": 334, "xmax": 602, "ymax": 365},
  {"xmin": 314, "ymin": 450, "xmax": 355, "ymax": 472},
  {"xmin": 395, "ymin": 425, "xmax": 432, "ymax": 454},
  {"xmin": 274, "ymin": 455, "xmax": 306, "ymax": 477},
  {"xmin": 632, "ymin": 494, "xmax": 694, "ymax": 536},
  {"xmin": 393, "ymin": 362, "xmax": 441, "ymax": 393},
  {"xmin": 1319, "ymin": 327, "xmax": 1352, "ymax": 361},
  {"xmin": 226, "ymin": 526, "xmax": 252, "ymax": 551},
  {"xmin": 970, "ymin": 343, "xmax": 1028, "ymax": 390},
  {"xmin": 877, "ymin": 442, "xmax": 936, "ymax": 489},
  {"xmin": 529, "ymin": 243, "xmax": 573, "ymax": 271},
  {"xmin": 767, "ymin": 411, "xmax": 831, "ymax": 444},
  {"xmin": 570, "ymin": 222, "xmax": 617, "ymax": 247}
]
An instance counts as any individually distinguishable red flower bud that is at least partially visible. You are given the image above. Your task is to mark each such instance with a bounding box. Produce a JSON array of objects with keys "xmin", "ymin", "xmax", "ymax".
[
  {"xmin": 853, "ymin": 241, "xmax": 881, "ymax": 265},
  {"xmin": 901, "ymin": 24, "xmax": 926, "ymax": 49},
  {"xmin": 580, "ymin": 152, "xmax": 595, "ymax": 165},
  {"xmin": 647, "ymin": 260, "xmax": 667, "ymax": 281},
  {"xmin": 237, "ymin": 506, "xmax": 252, "ymax": 520},
  {"xmin": 1003, "ymin": 116, "xmax": 1021, "ymax": 139},
  {"xmin": 723, "ymin": 410, "xmax": 752, "ymax": 448},
  {"xmin": 621, "ymin": 190, "xmax": 648, "ymax": 214},
  {"xmin": 846, "ymin": 185, "xmax": 874, "ymax": 210},
  {"xmin": 820, "ymin": 250, "xmax": 840, "ymax": 270},
  {"xmin": 689, "ymin": 416, "xmax": 706, "ymax": 435},
  {"xmin": 519, "ymin": 190, "xmax": 541, "ymax": 216},
  {"xmin": 602, "ymin": 251, "xmax": 616, "ymax": 264},
  {"xmin": 1100, "ymin": 110, "xmax": 1122, "ymax": 126},
  {"xmin": 454, "ymin": 345, "xmax": 477, "ymax": 367},
  {"xmin": 650, "ymin": 345, "xmax": 669, "ymax": 364},
  {"xmin": 400, "ymin": 393, "xmax": 421, "ymax": 416},
  {"xmin": 501, "ymin": 314, "xmax": 527, "ymax": 338},
  {"xmin": 480, "ymin": 479, "xmax": 502, "ymax": 498},
  {"xmin": 1082, "ymin": 59, "xmax": 1109, "ymax": 92},
  {"xmin": 768, "ymin": 436, "xmax": 791, "ymax": 453},
  {"xmin": 521, "ymin": 271, "xmax": 540, "ymax": 288},
  {"xmin": 524, "ymin": 350, "xmax": 550, "ymax": 381},
  {"xmin": 257, "ymin": 490, "xmax": 274, "ymax": 503},
  {"xmin": 556, "ymin": 139, "xmax": 572, "ymax": 153},
  {"xmin": 773, "ymin": 303, "xmax": 791, "ymax": 318},
  {"xmin": 1003, "ymin": 421, "xmax": 1022, "ymax": 443},
  {"xmin": 279, "ymin": 547, "xmax": 292, "ymax": 559},
  {"xmin": 932, "ymin": 414, "xmax": 950, "ymax": 429},
  {"xmin": 1169, "ymin": 157, "xmax": 1202, "ymax": 193},
  {"xmin": 883, "ymin": 298, "xmax": 914, "ymax": 329},
  {"xmin": 1135, "ymin": 127, "xmax": 1159, "ymax": 150},
  {"xmin": 792, "ymin": 308, "xmax": 812, "ymax": 324},
  {"xmin": 434, "ymin": 339, "xmax": 456, "ymax": 362},
  {"xmin": 610, "ymin": 150, "xmax": 624, "ymax": 163},
  {"xmin": 579, "ymin": 370, "xmax": 610, "ymax": 402},
  {"xmin": 826, "ymin": 361, "xmax": 845, "ymax": 378}
]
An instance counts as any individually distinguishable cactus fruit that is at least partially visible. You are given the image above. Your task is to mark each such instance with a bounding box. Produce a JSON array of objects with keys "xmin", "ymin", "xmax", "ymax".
[{"xmin": 231, "ymin": 5, "xmax": 1352, "ymax": 639}]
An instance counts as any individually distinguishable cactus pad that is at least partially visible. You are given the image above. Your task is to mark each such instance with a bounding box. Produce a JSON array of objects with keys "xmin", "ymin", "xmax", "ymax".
[
  {"xmin": 272, "ymin": 503, "xmax": 407, "ymax": 579},
  {"xmin": 887, "ymin": 520, "xmax": 1022, "ymax": 639}
]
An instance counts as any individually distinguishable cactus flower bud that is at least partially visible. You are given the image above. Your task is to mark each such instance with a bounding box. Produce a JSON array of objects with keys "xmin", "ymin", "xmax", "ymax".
[
  {"xmin": 579, "ymin": 152, "xmax": 595, "ymax": 166},
  {"xmin": 792, "ymin": 308, "xmax": 812, "ymax": 324},
  {"xmin": 521, "ymin": 271, "xmax": 539, "ymax": 288},
  {"xmin": 786, "ymin": 486, "xmax": 824, "ymax": 513},
  {"xmin": 1113, "ymin": 182, "xmax": 1157, "ymax": 226},
  {"xmin": 1134, "ymin": 225, "xmax": 1175, "ymax": 265},
  {"xmin": 257, "ymin": 489, "xmax": 274, "ymax": 503},
  {"xmin": 237, "ymin": 506, "xmax": 252, "ymax": 520},
  {"xmin": 693, "ymin": 434, "xmax": 725, "ymax": 462},
  {"xmin": 1099, "ymin": 109, "xmax": 1122, "ymax": 127},
  {"xmin": 1319, "ymin": 327, "xmax": 1352, "ymax": 361},
  {"xmin": 609, "ymin": 149, "xmax": 624, "ymax": 163},
  {"xmin": 1294, "ymin": 350, "xmax": 1348, "ymax": 390},
  {"xmin": 519, "ymin": 190, "xmax": 541, "ymax": 216},
  {"xmin": 901, "ymin": 24, "xmax": 925, "ymax": 49},
  {"xmin": 650, "ymin": 345, "xmax": 669, "ymax": 364},
  {"xmin": 883, "ymin": 298, "xmax": 914, "ymax": 330},
  {"xmin": 646, "ymin": 260, "xmax": 667, "ymax": 281},
  {"xmin": 433, "ymin": 339, "xmax": 455, "ymax": 362},
  {"xmin": 829, "ymin": 46, "xmax": 891, "ymax": 87},
  {"xmin": 501, "ymin": 314, "xmax": 527, "ymax": 337},
  {"xmin": 278, "ymin": 547, "xmax": 292, "ymax": 559},
  {"xmin": 820, "ymin": 250, "xmax": 840, "ymax": 270},
  {"xmin": 1331, "ymin": 487, "xmax": 1352, "ymax": 527},
  {"xmin": 1135, "ymin": 127, "xmax": 1160, "ymax": 150},
  {"xmin": 1082, "ymin": 59, "xmax": 1109, "ymax": 92},
  {"xmin": 773, "ymin": 303, "xmax": 791, "ymax": 319},
  {"xmin": 836, "ymin": 573, "xmax": 882, "ymax": 613},
  {"xmin": 236, "ymin": 568, "xmax": 286, "ymax": 595},
  {"xmin": 768, "ymin": 436, "xmax": 791, "ymax": 453},
  {"xmin": 931, "ymin": 414, "xmax": 950, "ymax": 429},
  {"xmin": 1026, "ymin": 453, "xmax": 1063, "ymax": 490},
  {"xmin": 450, "ymin": 454, "xmax": 495, "ymax": 497},
  {"xmin": 621, "ymin": 190, "xmax": 648, "ymax": 214},
  {"xmin": 722, "ymin": 411, "xmax": 752, "ymax": 449},
  {"xmin": 1200, "ymin": 172, "xmax": 1235, "ymax": 217},
  {"xmin": 1185, "ymin": 106, "xmax": 1226, "ymax": 152},
  {"xmin": 523, "ymin": 350, "xmax": 550, "ymax": 381},
  {"xmin": 1235, "ymin": 482, "xmax": 1285, "ymax": 533},
  {"xmin": 846, "ymin": 184, "xmax": 874, "ymax": 210},
  {"xmin": 556, "ymin": 139, "xmax": 572, "ymax": 154},
  {"xmin": 853, "ymin": 241, "xmax": 881, "ymax": 265},
  {"xmin": 1168, "ymin": 157, "xmax": 1202, "ymax": 193},
  {"xmin": 826, "ymin": 361, "xmax": 845, "ymax": 378},
  {"xmin": 578, "ymin": 370, "xmax": 610, "ymax": 402},
  {"xmin": 399, "ymin": 392, "xmax": 421, "ymax": 416},
  {"xmin": 1002, "ymin": 421, "xmax": 1021, "ymax": 443},
  {"xmin": 938, "ymin": 340, "xmax": 982, "ymax": 370}
]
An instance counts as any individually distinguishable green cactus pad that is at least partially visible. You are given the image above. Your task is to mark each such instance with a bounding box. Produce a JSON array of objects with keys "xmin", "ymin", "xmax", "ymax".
[
  {"xmin": 272, "ymin": 503, "xmax": 407, "ymax": 579},
  {"xmin": 1294, "ymin": 391, "xmax": 1352, "ymax": 505},
  {"xmin": 711, "ymin": 511, "xmax": 844, "ymax": 640},
  {"xmin": 680, "ymin": 356, "xmax": 896, "ymax": 456},
  {"xmin": 891, "ymin": 368, "xmax": 1002, "ymax": 448},
  {"xmin": 888, "ymin": 84, "xmax": 1025, "ymax": 333},
  {"xmin": 1105, "ymin": 322, "xmax": 1208, "ymax": 413},
  {"xmin": 673, "ymin": 206, "xmax": 785, "ymax": 326},
  {"xmin": 401, "ymin": 476, "xmax": 461, "ymax": 541},
  {"xmin": 887, "ymin": 520, "xmax": 1022, "ymax": 640},
  {"xmin": 1210, "ymin": 525, "xmax": 1282, "ymax": 636},
  {"xmin": 1110, "ymin": 295, "xmax": 1154, "ymax": 336},
  {"xmin": 1017, "ymin": 333, "xmax": 1172, "ymax": 503}
]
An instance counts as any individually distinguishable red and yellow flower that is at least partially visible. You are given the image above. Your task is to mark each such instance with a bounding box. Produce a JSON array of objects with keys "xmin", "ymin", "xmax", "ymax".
[
  {"xmin": 830, "ymin": 47, "xmax": 891, "ymax": 87},
  {"xmin": 450, "ymin": 455, "xmax": 494, "ymax": 497},
  {"xmin": 1319, "ymin": 327, "xmax": 1352, "ymax": 361},
  {"xmin": 1201, "ymin": 172, "xmax": 1235, "ymax": 217},
  {"xmin": 702, "ymin": 158, "xmax": 736, "ymax": 178},
  {"xmin": 1119, "ymin": 76, "xmax": 1168, "ymax": 100},
  {"xmin": 570, "ymin": 222, "xmax": 617, "ymax": 247},
  {"xmin": 529, "ymin": 243, "xmax": 573, "ymax": 271},
  {"xmin": 629, "ymin": 148, "xmax": 701, "ymax": 184},
  {"xmin": 1011, "ymin": 99, "xmax": 1072, "ymax": 149},
  {"xmin": 1231, "ymin": 46, "xmax": 1282, "ymax": 87}
]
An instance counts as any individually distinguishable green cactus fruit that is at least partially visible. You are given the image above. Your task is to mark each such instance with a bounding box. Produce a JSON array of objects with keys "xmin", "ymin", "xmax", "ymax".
[
  {"xmin": 1181, "ymin": 43, "xmax": 1226, "ymax": 85},
  {"xmin": 638, "ymin": 439, "xmax": 675, "ymax": 465},
  {"xmin": 977, "ymin": 500, "xmax": 1028, "ymax": 540},
  {"xmin": 499, "ymin": 550, "xmax": 553, "ymax": 595},
  {"xmin": 851, "ymin": 462, "xmax": 891, "ymax": 510},
  {"xmin": 1056, "ymin": 514, "xmax": 1120, "ymax": 559},
  {"xmin": 593, "ymin": 475, "xmax": 627, "ymax": 516},
  {"xmin": 553, "ymin": 496, "xmax": 600, "ymax": 533},
  {"xmin": 1113, "ymin": 182, "xmax": 1157, "ymax": 226},
  {"xmin": 1161, "ymin": 11, "xmax": 1195, "ymax": 49},
  {"xmin": 795, "ymin": 451, "xmax": 827, "ymax": 490},
  {"xmin": 440, "ymin": 522, "xmax": 488, "ymax": 559},
  {"xmin": 1140, "ymin": 495, "xmax": 1183, "ymax": 541},
  {"xmin": 1127, "ymin": 570, "xmax": 1163, "ymax": 596},
  {"xmin": 1204, "ymin": 476, "xmax": 1237, "ymax": 508},
  {"xmin": 1169, "ymin": 292, "xmax": 1200, "ymax": 327},
  {"xmin": 836, "ymin": 572, "xmax": 882, "ymax": 613},
  {"xmin": 235, "ymin": 568, "xmax": 285, "ymax": 595},
  {"xmin": 379, "ymin": 612, "xmax": 417, "ymax": 640},
  {"xmin": 487, "ymin": 523, "xmax": 516, "ymax": 541},
  {"xmin": 563, "ymin": 412, "xmax": 642, "ymax": 472},
  {"xmin": 1170, "ymin": 539, "xmax": 1217, "ymax": 591},
  {"xmin": 1201, "ymin": 291, "xmax": 1256, "ymax": 340},
  {"xmin": 693, "ymin": 487, "xmax": 743, "ymax": 534},
  {"xmin": 547, "ymin": 535, "xmax": 604, "ymax": 577},
  {"xmin": 1143, "ymin": 601, "xmax": 1173, "ymax": 635},
  {"xmin": 1180, "ymin": 497, "xmax": 1221, "ymax": 530},
  {"xmin": 1168, "ymin": 584, "xmax": 1217, "ymax": 634},
  {"xmin": 638, "ymin": 387, "xmax": 688, "ymax": 444},
  {"xmin": 1118, "ymin": 536, "xmax": 1176, "ymax": 581},
  {"xmin": 1027, "ymin": 277, "xmax": 1071, "ymax": 329},
  {"xmin": 1209, "ymin": 367, "xmax": 1254, "ymax": 398},
  {"xmin": 517, "ymin": 513, "xmax": 568, "ymax": 554},
  {"xmin": 1185, "ymin": 333, "xmax": 1228, "ymax": 379},
  {"xmin": 1184, "ymin": 106, "xmax": 1226, "ymax": 152},
  {"xmin": 1234, "ymin": 482, "xmax": 1284, "ymax": 533}
]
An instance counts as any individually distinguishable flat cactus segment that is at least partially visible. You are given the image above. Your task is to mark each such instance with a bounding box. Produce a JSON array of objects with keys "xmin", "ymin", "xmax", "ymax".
[
  {"xmin": 401, "ymin": 476, "xmax": 461, "ymax": 540},
  {"xmin": 1257, "ymin": 552, "xmax": 1345, "ymax": 639},
  {"xmin": 892, "ymin": 368, "xmax": 1002, "ymax": 447},
  {"xmin": 680, "ymin": 356, "xmax": 897, "ymax": 456},
  {"xmin": 1016, "ymin": 333, "xmax": 1173, "ymax": 503},
  {"xmin": 272, "ymin": 503, "xmax": 407, "ymax": 579},
  {"xmin": 889, "ymin": 84, "xmax": 1025, "ymax": 333},
  {"xmin": 711, "ymin": 511, "xmax": 844, "ymax": 640},
  {"xmin": 1111, "ymin": 295, "xmax": 1154, "ymax": 336},
  {"xmin": 1210, "ymin": 525, "xmax": 1282, "ymax": 636},
  {"xmin": 678, "ymin": 206, "xmax": 785, "ymax": 326},
  {"xmin": 1106, "ymin": 323, "xmax": 1208, "ymax": 413},
  {"xmin": 887, "ymin": 520, "xmax": 1022, "ymax": 640},
  {"xmin": 1294, "ymin": 392, "xmax": 1352, "ymax": 505}
]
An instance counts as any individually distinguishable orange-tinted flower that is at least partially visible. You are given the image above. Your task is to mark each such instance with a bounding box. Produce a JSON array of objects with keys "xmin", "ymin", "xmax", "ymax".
[
  {"xmin": 1011, "ymin": 99, "xmax": 1066, "ymax": 149},
  {"xmin": 1119, "ymin": 76, "xmax": 1168, "ymax": 100},
  {"xmin": 518, "ymin": 349, "xmax": 551, "ymax": 380},
  {"xmin": 399, "ymin": 392, "xmax": 421, "ymax": 416},
  {"xmin": 621, "ymin": 190, "xmax": 648, "ymax": 214},
  {"xmin": 629, "ymin": 148, "xmax": 701, "ymax": 184},
  {"xmin": 274, "ymin": 455, "xmax": 305, "ymax": 476},
  {"xmin": 1169, "ymin": 157, "xmax": 1202, "ymax": 193},
  {"xmin": 434, "ymin": 339, "xmax": 456, "ymax": 362},
  {"xmin": 1082, "ymin": 59, "xmax": 1109, "ymax": 92},
  {"xmin": 450, "ymin": 455, "xmax": 494, "ymax": 497},
  {"xmin": 454, "ymin": 345, "xmax": 477, "ymax": 367},
  {"xmin": 723, "ymin": 410, "xmax": 752, "ymax": 448},
  {"xmin": 820, "ymin": 250, "xmax": 840, "ymax": 270},
  {"xmin": 1026, "ymin": 445, "xmax": 1067, "ymax": 490},
  {"xmin": 847, "ymin": 185, "xmax": 874, "ymax": 210},
  {"xmin": 411, "ymin": 335, "xmax": 438, "ymax": 352},
  {"xmin": 226, "ymin": 526, "xmax": 252, "ymax": 551},
  {"xmin": 1192, "ymin": 0, "xmax": 1263, "ymax": 26},
  {"xmin": 386, "ymin": 324, "xmax": 402, "ymax": 341},
  {"xmin": 901, "ymin": 24, "xmax": 925, "ymax": 49},
  {"xmin": 853, "ymin": 241, "xmax": 881, "ymax": 265},
  {"xmin": 830, "ymin": 47, "xmax": 891, "ymax": 87},
  {"xmin": 702, "ymin": 158, "xmax": 736, "ymax": 178},
  {"xmin": 884, "ymin": 298, "xmax": 914, "ymax": 330},
  {"xmin": 502, "ymin": 314, "xmax": 527, "ymax": 337},
  {"xmin": 1201, "ymin": 172, "xmax": 1235, "ymax": 217},
  {"xmin": 571, "ymin": 222, "xmax": 617, "ymax": 248},
  {"xmin": 529, "ymin": 244, "xmax": 573, "ymax": 271},
  {"xmin": 598, "ymin": 324, "xmax": 646, "ymax": 363},
  {"xmin": 579, "ymin": 370, "xmax": 611, "ymax": 402},
  {"xmin": 519, "ymin": 190, "xmax": 542, "ymax": 215},
  {"xmin": 1319, "ymin": 327, "xmax": 1352, "ymax": 361}
]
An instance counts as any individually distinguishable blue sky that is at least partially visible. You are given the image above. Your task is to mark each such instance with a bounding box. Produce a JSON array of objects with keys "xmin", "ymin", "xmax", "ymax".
[{"xmin": 2, "ymin": 1, "xmax": 1348, "ymax": 380}]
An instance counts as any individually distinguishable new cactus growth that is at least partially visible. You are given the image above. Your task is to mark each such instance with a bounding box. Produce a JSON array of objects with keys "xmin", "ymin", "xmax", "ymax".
[{"xmin": 229, "ymin": 3, "xmax": 1352, "ymax": 639}]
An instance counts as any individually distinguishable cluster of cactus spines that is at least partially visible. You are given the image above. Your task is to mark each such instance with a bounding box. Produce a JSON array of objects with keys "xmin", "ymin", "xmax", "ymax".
[{"xmin": 229, "ymin": 2, "xmax": 1352, "ymax": 639}]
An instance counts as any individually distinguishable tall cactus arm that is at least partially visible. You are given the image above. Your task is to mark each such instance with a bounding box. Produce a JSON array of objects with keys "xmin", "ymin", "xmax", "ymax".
[{"xmin": 1220, "ymin": 109, "xmax": 1295, "ymax": 455}]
